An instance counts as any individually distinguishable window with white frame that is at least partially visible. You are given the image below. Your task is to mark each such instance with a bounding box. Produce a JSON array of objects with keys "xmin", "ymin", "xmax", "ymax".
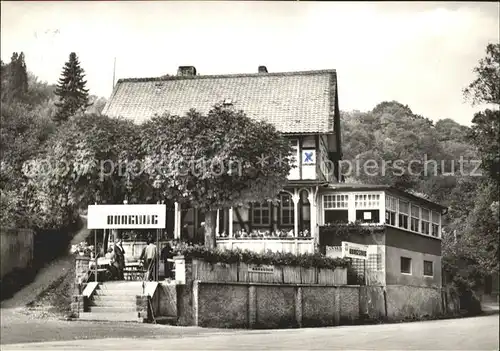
[
  {"xmin": 410, "ymin": 205, "xmax": 420, "ymax": 232},
  {"xmin": 280, "ymin": 193, "xmax": 294, "ymax": 226},
  {"xmin": 252, "ymin": 202, "xmax": 270, "ymax": 226},
  {"xmin": 323, "ymin": 194, "xmax": 349, "ymax": 223},
  {"xmin": 421, "ymin": 208, "xmax": 430, "ymax": 235},
  {"xmin": 431, "ymin": 211, "xmax": 440, "ymax": 237},
  {"xmin": 355, "ymin": 194, "xmax": 380, "ymax": 208},
  {"xmin": 398, "ymin": 200, "xmax": 409, "ymax": 229},
  {"xmin": 355, "ymin": 194, "xmax": 380, "ymax": 223},
  {"xmin": 385, "ymin": 195, "xmax": 397, "ymax": 226}
]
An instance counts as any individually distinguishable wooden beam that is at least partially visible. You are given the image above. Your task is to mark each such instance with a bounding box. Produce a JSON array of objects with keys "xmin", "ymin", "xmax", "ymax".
[
  {"xmin": 299, "ymin": 192, "xmax": 304, "ymax": 233},
  {"xmin": 216, "ymin": 209, "xmax": 220, "ymax": 235},
  {"xmin": 269, "ymin": 203, "xmax": 274, "ymax": 233},
  {"xmin": 299, "ymin": 137, "xmax": 303, "ymax": 180},
  {"xmin": 223, "ymin": 208, "xmax": 228, "ymax": 235}
]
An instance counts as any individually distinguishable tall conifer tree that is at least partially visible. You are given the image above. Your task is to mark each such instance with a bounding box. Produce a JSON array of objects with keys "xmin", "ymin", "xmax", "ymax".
[
  {"xmin": 54, "ymin": 52, "xmax": 91, "ymax": 123},
  {"xmin": 1, "ymin": 52, "xmax": 29, "ymax": 102}
]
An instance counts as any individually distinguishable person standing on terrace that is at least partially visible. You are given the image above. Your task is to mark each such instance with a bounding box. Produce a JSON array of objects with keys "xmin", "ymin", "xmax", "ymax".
[
  {"xmin": 113, "ymin": 238, "xmax": 125, "ymax": 280},
  {"xmin": 140, "ymin": 238, "xmax": 157, "ymax": 281}
]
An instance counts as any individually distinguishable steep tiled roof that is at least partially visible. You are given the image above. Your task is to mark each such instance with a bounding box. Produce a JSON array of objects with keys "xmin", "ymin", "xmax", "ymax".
[{"xmin": 102, "ymin": 70, "xmax": 338, "ymax": 134}]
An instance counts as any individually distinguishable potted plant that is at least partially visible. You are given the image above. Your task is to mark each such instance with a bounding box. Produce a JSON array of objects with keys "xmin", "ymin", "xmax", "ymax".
[{"xmin": 70, "ymin": 242, "xmax": 94, "ymax": 257}]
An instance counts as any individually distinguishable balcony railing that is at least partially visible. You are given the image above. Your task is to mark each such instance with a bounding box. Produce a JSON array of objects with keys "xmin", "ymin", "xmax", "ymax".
[{"xmin": 217, "ymin": 237, "xmax": 314, "ymax": 255}]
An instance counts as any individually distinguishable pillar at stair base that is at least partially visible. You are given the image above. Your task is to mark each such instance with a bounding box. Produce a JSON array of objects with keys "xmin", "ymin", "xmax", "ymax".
[
  {"xmin": 136, "ymin": 295, "xmax": 152, "ymax": 322},
  {"xmin": 71, "ymin": 295, "xmax": 85, "ymax": 317}
]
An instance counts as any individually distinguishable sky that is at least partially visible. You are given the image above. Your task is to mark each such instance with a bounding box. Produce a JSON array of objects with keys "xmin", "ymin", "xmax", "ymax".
[{"xmin": 1, "ymin": 1, "xmax": 499, "ymax": 126}]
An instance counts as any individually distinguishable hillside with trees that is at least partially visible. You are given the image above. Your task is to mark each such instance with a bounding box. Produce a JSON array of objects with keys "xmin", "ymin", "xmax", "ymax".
[{"xmin": 1, "ymin": 52, "xmax": 107, "ymax": 228}]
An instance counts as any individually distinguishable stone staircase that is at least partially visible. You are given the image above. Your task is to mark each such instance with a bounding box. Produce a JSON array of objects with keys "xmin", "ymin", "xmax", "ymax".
[{"xmin": 79, "ymin": 281, "xmax": 145, "ymax": 322}]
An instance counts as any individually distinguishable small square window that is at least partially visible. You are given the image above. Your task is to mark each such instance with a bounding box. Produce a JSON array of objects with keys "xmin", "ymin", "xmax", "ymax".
[
  {"xmin": 423, "ymin": 260, "xmax": 433, "ymax": 276},
  {"xmin": 400, "ymin": 257, "xmax": 412, "ymax": 274}
]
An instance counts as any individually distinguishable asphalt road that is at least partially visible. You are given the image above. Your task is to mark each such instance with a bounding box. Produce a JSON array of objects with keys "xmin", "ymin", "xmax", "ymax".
[{"xmin": 2, "ymin": 314, "xmax": 498, "ymax": 350}]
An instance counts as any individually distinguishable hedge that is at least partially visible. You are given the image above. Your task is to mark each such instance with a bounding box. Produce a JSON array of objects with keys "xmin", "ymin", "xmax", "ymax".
[{"xmin": 177, "ymin": 245, "xmax": 350, "ymax": 270}]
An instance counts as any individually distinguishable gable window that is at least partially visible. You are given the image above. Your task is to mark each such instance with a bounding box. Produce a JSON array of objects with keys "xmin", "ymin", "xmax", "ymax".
[
  {"xmin": 385, "ymin": 195, "xmax": 397, "ymax": 226},
  {"xmin": 355, "ymin": 194, "xmax": 380, "ymax": 223},
  {"xmin": 400, "ymin": 257, "xmax": 412, "ymax": 274},
  {"xmin": 421, "ymin": 208, "xmax": 430, "ymax": 235},
  {"xmin": 410, "ymin": 205, "xmax": 420, "ymax": 232},
  {"xmin": 280, "ymin": 194, "xmax": 294, "ymax": 226},
  {"xmin": 423, "ymin": 260, "xmax": 433, "ymax": 276},
  {"xmin": 323, "ymin": 194, "xmax": 348, "ymax": 223},
  {"xmin": 431, "ymin": 211, "xmax": 440, "ymax": 237},
  {"xmin": 398, "ymin": 201, "xmax": 409, "ymax": 229},
  {"xmin": 252, "ymin": 202, "xmax": 270, "ymax": 226}
]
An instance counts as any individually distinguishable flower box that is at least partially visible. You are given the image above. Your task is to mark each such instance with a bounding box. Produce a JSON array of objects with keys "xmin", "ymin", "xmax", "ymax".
[
  {"xmin": 333, "ymin": 267, "xmax": 347, "ymax": 285},
  {"xmin": 317, "ymin": 268, "xmax": 336, "ymax": 286},
  {"xmin": 300, "ymin": 267, "xmax": 318, "ymax": 284},
  {"xmin": 282, "ymin": 266, "xmax": 301, "ymax": 284},
  {"xmin": 192, "ymin": 259, "xmax": 238, "ymax": 282}
]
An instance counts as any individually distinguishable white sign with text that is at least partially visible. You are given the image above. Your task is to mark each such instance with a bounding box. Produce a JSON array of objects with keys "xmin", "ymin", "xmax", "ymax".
[
  {"xmin": 87, "ymin": 204, "xmax": 166, "ymax": 229},
  {"xmin": 248, "ymin": 264, "xmax": 274, "ymax": 274},
  {"xmin": 341, "ymin": 241, "xmax": 369, "ymax": 260}
]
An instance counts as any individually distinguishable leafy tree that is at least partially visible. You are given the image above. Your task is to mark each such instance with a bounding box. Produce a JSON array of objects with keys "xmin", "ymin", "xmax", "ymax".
[
  {"xmin": 463, "ymin": 43, "xmax": 500, "ymax": 184},
  {"xmin": 54, "ymin": 52, "xmax": 91, "ymax": 123},
  {"xmin": 86, "ymin": 95, "xmax": 108, "ymax": 115},
  {"xmin": 469, "ymin": 109, "xmax": 500, "ymax": 183},
  {"xmin": 341, "ymin": 102, "xmax": 444, "ymax": 190},
  {"xmin": 446, "ymin": 42, "xmax": 500, "ymax": 282},
  {"xmin": 25, "ymin": 72, "xmax": 57, "ymax": 107},
  {"xmin": 463, "ymin": 43, "xmax": 500, "ymax": 106},
  {"xmin": 435, "ymin": 118, "xmax": 470, "ymax": 143},
  {"xmin": 463, "ymin": 182, "xmax": 499, "ymax": 275},
  {"xmin": 140, "ymin": 105, "xmax": 293, "ymax": 248},
  {"xmin": 23, "ymin": 114, "xmax": 146, "ymax": 229}
]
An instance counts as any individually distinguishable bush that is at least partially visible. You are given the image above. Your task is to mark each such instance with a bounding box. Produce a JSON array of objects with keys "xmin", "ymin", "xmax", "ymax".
[{"xmin": 177, "ymin": 245, "xmax": 350, "ymax": 270}]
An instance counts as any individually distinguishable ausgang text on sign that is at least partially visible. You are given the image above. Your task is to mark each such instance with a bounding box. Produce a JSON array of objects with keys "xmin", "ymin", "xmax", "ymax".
[
  {"xmin": 87, "ymin": 204, "xmax": 166, "ymax": 229},
  {"xmin": 341, "ymin": 241, "xmax": 369, "ymax": 260}
]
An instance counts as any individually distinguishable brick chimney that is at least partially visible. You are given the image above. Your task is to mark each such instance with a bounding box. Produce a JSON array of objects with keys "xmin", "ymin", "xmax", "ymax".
[
  {"xmin": 258, "ymin": 66, "xmax": 268, "ymax": 74},
  {"xmin": 177, "ymin": 66, "xmax": 197, "ymax": 76}
]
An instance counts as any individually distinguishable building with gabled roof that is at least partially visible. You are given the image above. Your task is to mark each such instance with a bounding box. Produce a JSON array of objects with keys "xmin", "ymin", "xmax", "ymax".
[{"xmin": 103, "ymin": 65, "xmax": 446, "ymax": 290}]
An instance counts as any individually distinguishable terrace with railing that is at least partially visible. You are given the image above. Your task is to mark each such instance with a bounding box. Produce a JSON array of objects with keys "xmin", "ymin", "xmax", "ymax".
[{"xmin": 217, "ymin": 229, "xmax": 314, "ymax": 254}]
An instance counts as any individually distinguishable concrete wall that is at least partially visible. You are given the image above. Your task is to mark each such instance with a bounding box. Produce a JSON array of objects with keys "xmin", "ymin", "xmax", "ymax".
[
  {"xmin": 359, "ymin": 286, "xmax": 386, "ymax": 320},
  {"xmin": 192, "ymin": 281, "xmax": 360, "ymax": 329},
  {"xmin": 166, "ymin": 280, "xmax": 452, "ymax": 328},
  {"xmin": 385, "ymin": 285, "xmax": 442, "ymax": 319},
  {"xmin": 385, "ymin": 246, "xmax": 442, "ymax": 287},
  {"xmin": 0, "ymin": 228, "xmax": 34, "ymax": 279}
]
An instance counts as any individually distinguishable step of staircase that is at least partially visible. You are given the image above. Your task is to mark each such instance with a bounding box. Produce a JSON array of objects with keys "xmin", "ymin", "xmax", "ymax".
[
  {"xmin": 80, "ymin": 282, "xmax": 152, "ymax": 323},
  {"xmin": 89, "ymin": 298, "xmax": 137, "ymax": 308},
  {"xmin": 90, "ymin": 306, "xmax": 138, "ymax": 313},
  {"xmin": 79, "ymin": 311, "xmax": 143, "ymax": 322},
  {"xmin": 94, "ymin": 290, "xmax": 143, "ymax": 297},
  {"xmin": 96, "ymin": 284, "xmax": 144, "ymax": 295},
  {"xmin": 98, "ymin": 283, "xmax": 144, "ymax": 289},
  {"xmin": 92, "ymin": 293, "xmax": 138, "ymax": 301}
]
